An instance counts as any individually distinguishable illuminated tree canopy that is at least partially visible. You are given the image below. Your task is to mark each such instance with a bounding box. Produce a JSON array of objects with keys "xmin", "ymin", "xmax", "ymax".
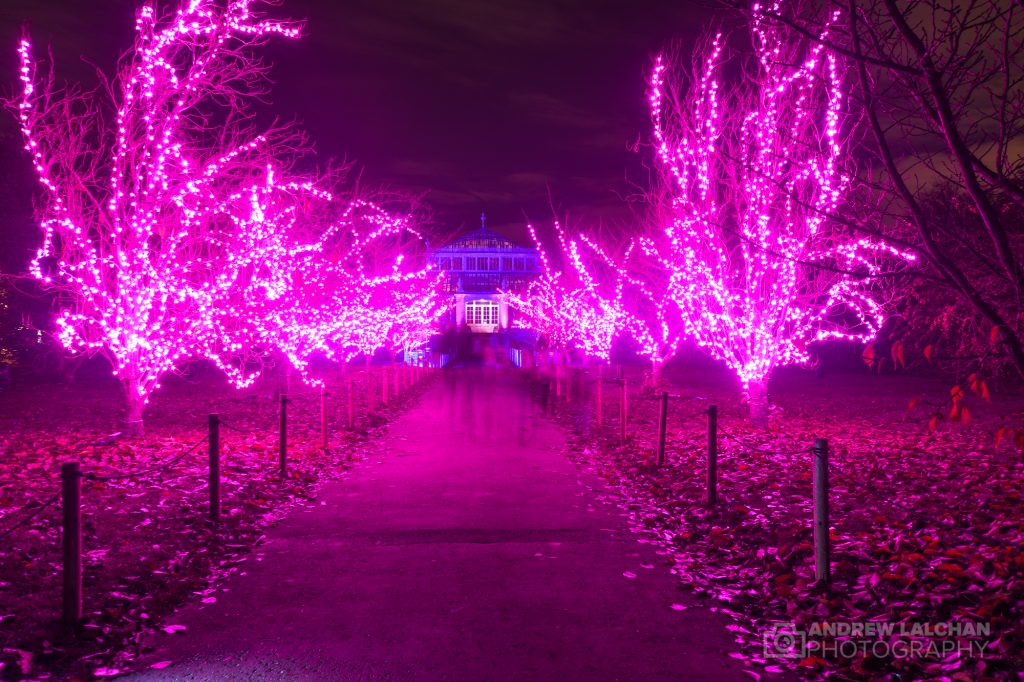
[
  {"xmin": 15, "ymin": 0, "xmax": 442, "ymax": 432},
  {"xmin": 640, "ymin": 4, "xmax": 913, "ymax": 424}
]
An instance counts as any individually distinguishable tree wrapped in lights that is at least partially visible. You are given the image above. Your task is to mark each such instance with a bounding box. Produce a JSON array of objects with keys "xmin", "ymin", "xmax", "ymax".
[
  {"xmin": 199, "ymin": 184, "xmax": 445, "ymax": 387},
  {"xmin": 507, "ymin": 225, "xmax": 583, "ymax": 353},
  {"xmin": 561, "ymin": 233, "xmax": 658, "ymax": 366},
  {"xmin": 507, "ymin": 223, "xmax": 655, "ymax": 366},
  {"xmin": 14, "ymin": 0, "xmax": 309, "ymax": 432},
  {"xmin": 572, "ymin": 233, "xmax": 679, "ymax": 382},
  {"xmin": 15, "ymin": 0, "xmax": 441, "ymax": 430},
  {"xmin": 645, "ymin": 5, "xmax": 912, "ymax": 426}
]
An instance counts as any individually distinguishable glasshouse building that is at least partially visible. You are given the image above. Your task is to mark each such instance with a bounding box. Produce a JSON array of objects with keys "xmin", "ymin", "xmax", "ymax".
[{"xmin": 430, "ymin": 214, "xmax": 539, "ymax": 333}]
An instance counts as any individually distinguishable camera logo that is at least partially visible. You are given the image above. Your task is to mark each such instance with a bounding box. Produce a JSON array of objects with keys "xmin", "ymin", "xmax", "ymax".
[{"xmin": 763, "ymin": 622, "xmax": 807, "ymax": 659}]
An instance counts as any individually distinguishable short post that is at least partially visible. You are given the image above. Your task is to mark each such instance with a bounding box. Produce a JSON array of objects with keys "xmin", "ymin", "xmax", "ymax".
[
  {"xmin": 656, "ymin": 391, "xmax": 668, "ymax": 467},
  {"xmin": 620, "ymin": 377, "xmax": 628, "ymax": 443},
  {"xmin": 706, "ymin": 406, "xmax": 718, "ymax": 506},
  {"xmin": 209, "ymin": 414, "xmax": 220, "ymax": 522},
  {"xmin": 382, "ymin": 366, "xmax": 389, "ymax": 405},
  {"xmin": 366, "ymin": 367, "xmax": 374, "ymax": 408},
  {"xmin": 279, "ymin": 394, "xmax": 288, "ymax": 477},
  {"xmin": 596, "ymin": 364, "xmax": 603, "ymax": 426},
  {"xmin": 320, "ymin": 385, "xmax": 328, "ymax": 452},
  {"xmin": 61, "ymin": 462, "xmax": 82, "ymax": 632},
  {"xmin": 393, "ymin": 364, "xmax": 399, "ymax": 396},
  {"xmin": 555, "ymin": 365, "xmax": 562, "ymax": 398},
  {"xmin": 347, "ymin": 379, "xmax": 355, "ymax": 429},
  {"xmin": 813, "ymin": 438, "xmax": 831, "ymax": 583}
]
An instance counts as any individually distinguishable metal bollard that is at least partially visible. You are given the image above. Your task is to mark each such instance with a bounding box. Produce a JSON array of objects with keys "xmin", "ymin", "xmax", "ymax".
[
  {"xmin": 656, "ymin": 391, "xmax": 668, "ymax": 467},
  {"xmin": 61, "ymin": 462, "xmax": 82, "ymax": 631},
  {"xmin": 279, "ymin": 394, "xmax": 288, "ymax": 477},
  {"xmin": 209, "ymin": 414, "xmax": 220, "ymax": 522},
  {"xmin": 596, "ymin": 365, "xmax": 603, "ymax": 426},
  {"xmin": 813, "ymin": 438, "xmax": 831, "ymax": 583},
  {"xmin": 706, "ymin": 406, "xmax": 718, "ymax": 505}
]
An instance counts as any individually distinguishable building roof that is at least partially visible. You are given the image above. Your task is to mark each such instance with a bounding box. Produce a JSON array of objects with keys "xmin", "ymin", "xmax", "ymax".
[{"xmin": 436, "ymin": 212, "xmax": 534, "ymax": 252}]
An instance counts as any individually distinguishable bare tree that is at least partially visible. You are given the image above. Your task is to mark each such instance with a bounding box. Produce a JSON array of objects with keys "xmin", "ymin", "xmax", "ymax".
[{"xmin": 749, "ymin": 0, "xmax": 1024, "ymax": 378}]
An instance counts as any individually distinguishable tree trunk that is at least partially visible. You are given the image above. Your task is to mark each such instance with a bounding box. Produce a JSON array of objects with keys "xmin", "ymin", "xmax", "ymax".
[
  {"xmin": 651, "ymin": 359, "xmax": 664, "ymax": 388},
  {"xmin": 123, "ymin": 377, "xmax": 145, "ymax": 436},
  {"xmin": 748, "ymin": 380, "xmax": 768, "ymax": 429}
]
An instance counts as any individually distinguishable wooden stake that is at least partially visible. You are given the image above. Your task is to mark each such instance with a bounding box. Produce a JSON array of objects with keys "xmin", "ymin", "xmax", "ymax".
[
  {"xmin": 620, "ymin": 376, "xmax": 628, "ymax": 443},
  {"xmin": 279, "ymin": 394, "xmax": 288, "ymax": 477},
  {"xmin": 813, "ymin": 438, "xmax": 831, "ymax": 583},
  {"xmin": 656, "ymin": 392, "xmax": 668, "ymax": 467},
  {"xmin": 209, "ymin": 414, "xmax": 220, "ymax": 521},
  {"xmin": 61, "ymin": 462, "xmax": 82, "ymax": 632},
  {"xmin": 320, "ymin": 386, "xmax": 328, "ymax": 452},
  {"xmin": 706, "ymin": 406, "xmax": 718, "ymax": 506},
  {"xmin": 347, "ymin": 379, "xmax": 355, "ymax": 429}
]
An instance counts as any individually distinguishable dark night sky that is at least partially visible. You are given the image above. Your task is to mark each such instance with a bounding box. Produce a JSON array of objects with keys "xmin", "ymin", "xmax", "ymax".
[{"xmin": 0, "ymin": 0, "xmax": 720, "ymax": 267}]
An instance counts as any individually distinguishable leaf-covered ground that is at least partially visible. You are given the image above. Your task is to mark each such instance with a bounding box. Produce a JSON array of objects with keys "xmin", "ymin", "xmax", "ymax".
[
  {"xmin": 0, "ymin": 364, "xmax": 434, "ymax": 680},
  {"xmin": 530, "ymin": 364, "xmax": 1024, "ymax": 681}
]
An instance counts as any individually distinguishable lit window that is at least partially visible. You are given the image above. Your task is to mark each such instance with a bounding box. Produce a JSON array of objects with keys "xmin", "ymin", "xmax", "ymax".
[
  {"xmin": 513, "ymin": 257, "xmax": 525, "ymax": 270},
  {"xmin": 502, "ymin": 257, "xmax": 512, "ymax": 270},
  {"xmin": 466, "ymin": 300, "xmax": 499, "ymax": 326},
  {"xmin": 452, "ymin": 257, "xmax": 462, "ymax": 270},
  {"xmin": 490, "ymin": 257, "xmax": 499, "ymax": 270}
]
